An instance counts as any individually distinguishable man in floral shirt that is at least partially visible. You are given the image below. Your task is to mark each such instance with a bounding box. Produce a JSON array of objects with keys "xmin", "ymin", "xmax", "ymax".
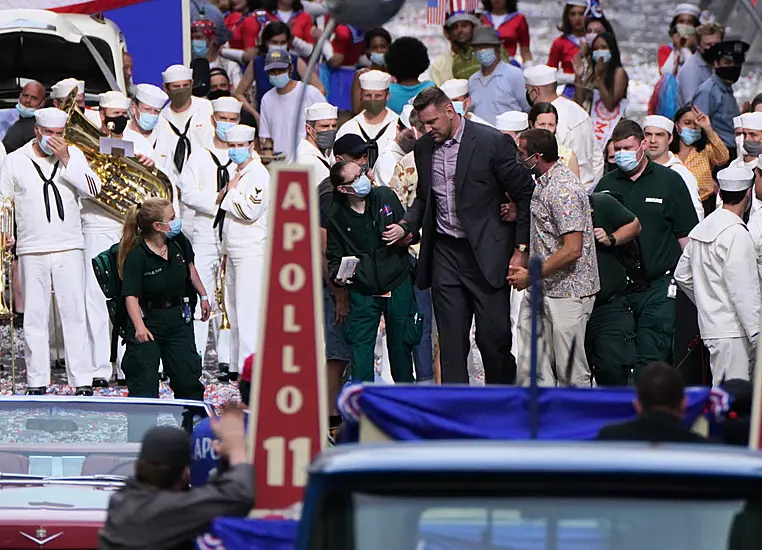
[{"xmin": 508, "ymin": 128, "xmax": 600, "ymax": 387}]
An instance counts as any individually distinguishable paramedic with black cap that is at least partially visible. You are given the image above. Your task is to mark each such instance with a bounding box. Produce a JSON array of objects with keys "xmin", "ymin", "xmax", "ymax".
[
  {"xmin": 691, "ymin": 39, "xmax": 750, "ymax": 154},
  {"xmin": 99, "ymin": 411, "xmax": 254, "ymax": 550}
]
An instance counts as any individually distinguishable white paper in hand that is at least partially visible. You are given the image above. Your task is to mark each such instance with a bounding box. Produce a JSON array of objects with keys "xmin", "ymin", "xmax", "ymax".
[{"xmin": 337, "ymin": 256, "xmax": 360, "ymax": 282}]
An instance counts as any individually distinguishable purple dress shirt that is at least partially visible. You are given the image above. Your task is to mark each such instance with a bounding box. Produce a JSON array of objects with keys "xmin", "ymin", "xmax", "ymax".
[{"xmin": 431, "ymin": 116, "xmax": 466, "ymax": 238}]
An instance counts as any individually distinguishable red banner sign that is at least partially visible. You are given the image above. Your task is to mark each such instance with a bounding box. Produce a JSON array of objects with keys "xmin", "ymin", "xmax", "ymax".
[{"xmin": 248, "ymin": 164, "xmax": 327, "ymax": 510}]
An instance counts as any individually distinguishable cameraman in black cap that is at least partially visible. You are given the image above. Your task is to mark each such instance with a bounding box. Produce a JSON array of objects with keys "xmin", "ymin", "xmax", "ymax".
[
  {"xmin": 691, "ymin": 38, "xmax": 750, "ymax": 158},
  {"xmin": 99, "ymin": 410, "xmax": 253, "ymax": 550}
]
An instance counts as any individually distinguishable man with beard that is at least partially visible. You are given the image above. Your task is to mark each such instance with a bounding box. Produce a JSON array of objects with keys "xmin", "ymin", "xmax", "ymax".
[
  {"xmin": 677, "ymin": 23, "xmax": 724, "ymax": 108},
  {"xmin": 691, "ymin": 40, "xmax": 750, "ymax": 155},
  {"xmin": 429, "ymin": 7, "xmax": 482, "ymax": 86}
]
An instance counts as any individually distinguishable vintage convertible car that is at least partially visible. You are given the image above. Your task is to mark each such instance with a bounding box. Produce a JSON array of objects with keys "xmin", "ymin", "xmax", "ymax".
[{"xmin": 0, "ymin": 395, "xmax": 211, "ymax": 549}]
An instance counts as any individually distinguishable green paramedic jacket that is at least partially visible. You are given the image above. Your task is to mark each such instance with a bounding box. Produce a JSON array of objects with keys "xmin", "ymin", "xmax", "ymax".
[{"xmin": 326, "ymin": 185, "xmax": 415, "ymax": 296}]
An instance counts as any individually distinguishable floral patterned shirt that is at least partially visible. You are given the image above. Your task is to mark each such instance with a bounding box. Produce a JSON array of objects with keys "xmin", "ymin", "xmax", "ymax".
[
  {"xmin": 530, "ymin": 162, "xmax": 600, "ymax": 298},
  {"xmin": 388, "ymin": 150, "xmax": 421, "ymax": 258}
]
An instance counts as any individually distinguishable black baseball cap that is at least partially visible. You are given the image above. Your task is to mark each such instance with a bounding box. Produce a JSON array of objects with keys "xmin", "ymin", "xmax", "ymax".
[
  {"xmin": 139, "ymin": 426, "xmax": 191, "ymax": 469},
  {"xmin": 333, "ymin": 134, "xmax": 371, "ymax": 158}
]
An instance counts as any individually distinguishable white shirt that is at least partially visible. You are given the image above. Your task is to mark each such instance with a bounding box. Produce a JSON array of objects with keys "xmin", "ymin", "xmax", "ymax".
[
  {"xmin": 336, "ymin": 108, "xmax": 399, "ymax": 157},
  {"xmin": 551, "ymin": 96, "xmax": 604, "ymax": 192},
  {"xmin": 0, "ymin": 141, "xmax": 6, "ymax": 169},
  {"xmin": 182, "ymin": 144, "xmax": 235, "ymax": 245},
  {"xmin": 210, "ymin": 56, "xmax": 243, "ymax": 90},
  {"xmin": 259, "ymin": 82, "xmax": 327, "ymax": 163},
  {"xmin": 374, "ymin": 141, "xmax": 406, "ymax": 187},
  {"xmin": 746, "ymin": 209, "xmax": 762, "ymax": 287},
  {"xmin": 80, "ymin": 127, "xmax": 158, "ymax": 233},
  {"xmin": 221, "ymin": 153, "xmax": 270, "ymax": 257},
  {"xmin": 662, "ymin": 152, "xmax": 704, "ymax": 222},
  {"xmin": 0, "ymin": 141, "xmax": 101, "ymax": 255},
  {"xmin": 676, "ymin": 208, "xmax": 760, "ymax": 341},
  {"xmin": 722, "ymin": 156, "xmax": 762, "ymax": 215},
  {"xmin": 296, "ymin": 139, "xmax": 333, "ymax": 184}
]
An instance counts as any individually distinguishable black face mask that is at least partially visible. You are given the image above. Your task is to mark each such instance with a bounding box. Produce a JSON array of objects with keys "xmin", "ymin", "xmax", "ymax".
[
  {"xmin": 716, "ymin": 65, "xmax": 742, "ymax": 84},
  {"xmin": 207, "ymin": 89, "xmax": 231, "ymax": 100},
  {"xmin": 526, "ymin": 89, "xmax": 535, "ymax": 107},
  {"xmin": 105, "ymin": 114, "xmax": 128, "ymax": 135}
]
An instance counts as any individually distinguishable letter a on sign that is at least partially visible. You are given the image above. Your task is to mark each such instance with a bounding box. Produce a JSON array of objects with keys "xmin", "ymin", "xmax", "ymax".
[{"xmin": 247, "ymin": 164, "xmax": 328, "ymax": 511}]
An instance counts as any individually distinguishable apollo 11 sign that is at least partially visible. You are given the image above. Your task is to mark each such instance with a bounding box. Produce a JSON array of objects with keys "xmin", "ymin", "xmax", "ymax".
[{"xmin": 247, "ymin": 164, "xmax": 328, "ymax": 511}]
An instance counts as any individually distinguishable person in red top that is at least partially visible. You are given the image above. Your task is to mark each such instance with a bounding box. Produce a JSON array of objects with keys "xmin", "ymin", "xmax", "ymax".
[
  {"xmin": 548, "ymin": 0, "xmax": 587, "ymax": 99},
  {"xmin": 264, "ymin": 0, "xmax": 314, "ymax": 45},
  {"xmin": 480, "ymin": 0, "xmax": 531, "ymax": 63},
  {"xmin": 657, "ymin": 3, "xmax": 701, "ymax": 71},
  {"xmin": 322, "ymin": 22, "xmax": 368, "ymax": 111},
  {"xmin": 223, "ymin": 0, "xmax": 269, "ymax": 65}
]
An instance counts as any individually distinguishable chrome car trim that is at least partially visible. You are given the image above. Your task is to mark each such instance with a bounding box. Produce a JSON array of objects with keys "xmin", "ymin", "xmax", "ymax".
[{"xmin": 19, "ymin": 528, "xmax": 63, "ymax": 546}]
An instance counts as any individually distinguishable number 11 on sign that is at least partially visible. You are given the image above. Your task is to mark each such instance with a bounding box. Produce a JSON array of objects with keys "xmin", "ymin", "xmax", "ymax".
[{"xmin": 263, "ymin": 436, "xmax": 311, "ymax": 487}]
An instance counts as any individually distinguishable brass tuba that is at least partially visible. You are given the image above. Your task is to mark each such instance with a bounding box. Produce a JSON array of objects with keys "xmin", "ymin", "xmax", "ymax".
[
  {"xmin": 0, "ymin": 198, "xmax": 14, "ymax": 321},
  {"xmin": 61, "ymin": 90, "xmax": 173, "ymax": 221}
]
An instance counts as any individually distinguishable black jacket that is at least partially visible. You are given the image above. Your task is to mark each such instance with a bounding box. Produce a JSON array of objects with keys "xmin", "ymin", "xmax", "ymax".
[
  {"xmin": 2, "ymin": 117, "xmax": 36, "ymax": 154},
  {"xmin": 401, "ymin": 118, "xmax": 534, "ymax": 290},
  {"xmin": 597, "ymin": 411, "xmax": 709, "ymax": 443},
  {"xmin": 98, "ymin": 464, "xmax": 254, "ymax": 550},
  {"xmin": 326, "ymin": 186, "xmax": 413, "ymax": 296}
]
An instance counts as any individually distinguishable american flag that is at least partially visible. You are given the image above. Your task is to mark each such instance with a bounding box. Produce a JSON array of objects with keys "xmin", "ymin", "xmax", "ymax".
[{"xmin": 426, "ymin": 0, "xmax": 480, "ymax": 25}]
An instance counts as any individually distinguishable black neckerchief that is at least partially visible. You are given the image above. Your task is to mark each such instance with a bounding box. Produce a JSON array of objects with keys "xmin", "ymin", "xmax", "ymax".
[
  {"xmin": 167, "ymin": 118, "xmax": 193, "ymax": 173},
  {"xmin": 358, "ymin": 122, "xmax": 390, "ymax": 169},
  {"xmin": 30, "ymin": 159, "xmax": 63, "ymax": 223}
]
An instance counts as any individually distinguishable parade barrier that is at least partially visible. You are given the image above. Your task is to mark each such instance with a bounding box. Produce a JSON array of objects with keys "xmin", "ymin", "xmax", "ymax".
[{"xmin": 198, "ymin": 384, "xmax": 730, "ymax": 550}]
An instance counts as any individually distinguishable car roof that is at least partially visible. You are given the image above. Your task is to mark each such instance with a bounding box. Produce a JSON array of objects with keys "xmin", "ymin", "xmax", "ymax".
[{"xmin": 311, "ymin": 441, "xmax": 762, "ymax": 478}]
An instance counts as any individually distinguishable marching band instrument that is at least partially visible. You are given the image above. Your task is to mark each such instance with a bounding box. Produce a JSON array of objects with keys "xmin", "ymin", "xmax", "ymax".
[
  {"xmin": 60, "ymin": 90, "xmax": 173, "ymax": 221},
  {"xmin": 213, "ymin": 256, "xmax": 231, "ymax": 330},
  {"xmin": 0, "ymin": 198, "xmax": 16, "ymax": 393}
]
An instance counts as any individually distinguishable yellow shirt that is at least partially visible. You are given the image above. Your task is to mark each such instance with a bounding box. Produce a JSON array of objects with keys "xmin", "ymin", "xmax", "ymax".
[{"xmin": 429, "ymin": 51, "xmax": 455, "ymax": 87}]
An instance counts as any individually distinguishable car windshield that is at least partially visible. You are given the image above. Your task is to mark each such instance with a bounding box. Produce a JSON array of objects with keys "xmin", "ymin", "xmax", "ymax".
[
  {"xmin": 0, "ymin": 400, "xmax": 208, "ymax": 479},
  {"xmin": 349, "ymin": 494, "xmax": 762, "ymax": 550}
]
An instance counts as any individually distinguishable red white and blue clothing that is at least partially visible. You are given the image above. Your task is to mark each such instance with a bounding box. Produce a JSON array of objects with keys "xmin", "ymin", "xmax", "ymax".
[{"xmin": 481, "ymin": 11, "xmax": 530, "ymax": 58}]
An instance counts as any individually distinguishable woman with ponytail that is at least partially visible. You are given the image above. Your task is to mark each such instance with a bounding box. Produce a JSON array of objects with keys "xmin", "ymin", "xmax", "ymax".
[{"xmin": 119, "ymin": 197, "xmax": 211, "ymax": 401}]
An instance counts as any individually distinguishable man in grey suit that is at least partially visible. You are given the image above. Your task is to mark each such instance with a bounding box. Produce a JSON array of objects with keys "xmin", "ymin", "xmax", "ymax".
[{"xmin": 383, "ymin": 87, "xmax": 534, "ymax": 384}]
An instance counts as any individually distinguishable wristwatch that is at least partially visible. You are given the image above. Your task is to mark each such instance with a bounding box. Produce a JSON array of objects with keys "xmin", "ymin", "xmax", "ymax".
[
  {"xmin": 515, "ymin": 244, "xmax": 528, "ymax": 253},
  {"xmin": 608, "ymin": 233, "xmax": 617, "ymax": 246}
]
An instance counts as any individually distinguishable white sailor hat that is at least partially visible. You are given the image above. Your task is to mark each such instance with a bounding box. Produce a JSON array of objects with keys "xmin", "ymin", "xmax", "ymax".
[
  {"xmin": 672, "ymin": 3, "xmax": 701, "ymax": 18},
  {"xmin": 99, "ymin": 90, "xmax": 131, "ymax": 110},
  {"xmin": 496, "ymin": 111, "xmax": 529, "ymax": 132},
  {"xmin": 399, "ymin": 104, "xmax": 415, "ymax": 130},
  {"xmin": 162, "ymin": 64, "xmax": 193, "ymax": 84},
  {"xmin": 34, "ymin": 107, "xmax": 69, "ymax": 129},
  {"xmin": 359, "ymin": 70, "xmax": 391, "ymax": 91},
  {"xmin": 733, "ymin": 115, "xmax": 743, "ymax": 129},
  {"xmin": 565, "ymin": 0, "xmax": 589, "ymax": 7},
  {"xmin": 440, "ymin": 79, "xmax": 469, "ymax": 100},
  {"xmin": 212, "ymin": 96, "xmax": 242, "ymax": 114},
  {"xmin": 524, "ymin": 65, "xmax": 557, "ymax": 86},
  {"xmin": 305, "ymin": 102, "xmax": 338, "ymax": 121},
  {"xmin": 643, "ymin": 115, "xmax": 674, "ymax": 134},
  {"xmin": 135, "ymin": 84, "xmax": 169, "ymax": 109},
  {"xmin": 225, "ymin": 124, "xmax": 256, "ymax": 143},
  {"xmin": 50, "ymin": 78, "xmax": 85, "ymax": 99},
  {"xmin": 717, "ymin": 166, "xmax": 754, "ymax": 191},
  {"xmin": 741, "ymin": 112, "xmax": 762, "ymax": 131}
]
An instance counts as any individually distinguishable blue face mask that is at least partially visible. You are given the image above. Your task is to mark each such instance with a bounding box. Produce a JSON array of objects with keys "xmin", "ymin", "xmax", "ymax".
[
  {"xmin": 137, "ymin": 112, "xmax": 160, "ymax": 131},
  {"xmin": 475, "ymin": 48, "xmax": 497, "ymax": 68},
  {"xmin": 591, "ymin": 50, "xmax": 612, "ymax": 64},
  {"xmin": 229, "ymin": 147, "xmax": 251, "ymax": 165},
  {"xmin": 350, "ymin": 174, "xmax": 372, "ymax": 197},
  {"xmin": 15, "ymin": 102, "xmax": 36, "ymax": 118},
  {"xmin": 452, "ymin": 101, "xmax": 465, "ymax": 115},
  {"xmin": 614, "ymin": 149, "xmax": 641, "ymax": 172},
  {"xmin": 192, "ymin": 39, "xmax": 209, "ymax": 57},
  {"xmin": 269, "ymin": 73, "xmax": 290, "ymax": 89},
  {"xmin": 39, "ymin": 135, "xmax": 54, "ymax": 156},
  {"xmin": 680, "ymin": 127, "xmax": 702, "ymax": 145},
  {"xmin": 216, "ymin": 121, "xmax": 235, "ymax": 141},
  {"xmin": 163, "ymin": 218, "xmax": 183, "ymax": 238},
  {"xmin": 369, "ymin": 52, "xmax": 386, "ymax": 66}
]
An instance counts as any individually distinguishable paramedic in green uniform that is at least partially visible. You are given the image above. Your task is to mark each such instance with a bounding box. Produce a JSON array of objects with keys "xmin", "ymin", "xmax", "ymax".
[
  {"xmin": 326, "ymin": 160, "xmax": 421, "ymax": 383},
  {"xmin": 586, "ymin": 192, "xmax": 642, "ymax": 386},
  {"xmin": 117, "ymin": 197, "xmax": 211, "ymax": 400},
  {"xmin": 596, "ymin": 120, "xmax": 699, "ymax": 378}
]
